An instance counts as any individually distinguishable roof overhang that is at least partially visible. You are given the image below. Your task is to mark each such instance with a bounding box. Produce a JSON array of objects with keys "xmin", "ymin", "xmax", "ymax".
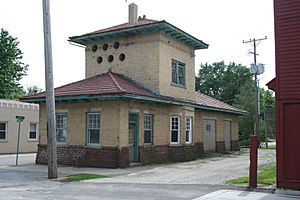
[
  {"xmin": 21, "ymin": 94, "xmax": 247, "ymax": 116},
  {"xmin": 69, "ymin": 21, "xmax": 209, "ymax": 50}
]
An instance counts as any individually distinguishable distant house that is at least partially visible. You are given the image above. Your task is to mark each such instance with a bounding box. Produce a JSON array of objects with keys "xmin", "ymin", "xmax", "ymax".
[
  {"xmin": 21, "ymin": 4, "xmax": 246, "ymax": 168},
  {"xmin": 0, "ymin": 99, "xmax": 39, "ymax": 154}
]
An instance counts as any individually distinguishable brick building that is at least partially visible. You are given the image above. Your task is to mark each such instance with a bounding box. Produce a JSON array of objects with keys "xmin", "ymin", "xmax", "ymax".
[
  {"xmin": 21, "ymin": 4, "xmax": 246, "ymax": 168},
  {"xmin": 0, "ymin": 99, "xmax": 39, "ymax": 154}
]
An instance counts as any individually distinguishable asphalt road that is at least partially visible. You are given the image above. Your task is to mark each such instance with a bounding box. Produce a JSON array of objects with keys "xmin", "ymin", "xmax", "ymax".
[
  {"xmin": 0, "ymin": 167, "xmax": 220, "ymax": 200},
  {"xmin": 0, "ymin": 150, "xmax": 276, "ymax": 200}
]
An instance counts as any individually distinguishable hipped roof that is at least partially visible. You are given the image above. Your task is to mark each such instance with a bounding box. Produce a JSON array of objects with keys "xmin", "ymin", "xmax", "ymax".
[
  {"xmin": 69, "ymin": 17, "xmax": 208, "ymax": 50},
  {"xmin": 21, "ymin": 70, "xmax": 246, "ymax": 115}
]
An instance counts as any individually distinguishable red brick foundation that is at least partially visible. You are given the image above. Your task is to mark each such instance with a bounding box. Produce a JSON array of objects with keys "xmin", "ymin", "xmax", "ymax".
[
  {"xmin": 36, "ymin": 144, "xmax": 129, "ymax": 168},
  {"xmin": 36, "ymin": 143, "xmax": 205, "ymax": 168},
  {"xmin": 230, "ymin": 140, "xmax": 240, "ymax": 151},
  {"xmin": 139, "ymin": 143, "xmax": 204, "ymax": 165},
  {"xmin": 216, "ymin": 141, "xmax": 226, "ymax": 153}
]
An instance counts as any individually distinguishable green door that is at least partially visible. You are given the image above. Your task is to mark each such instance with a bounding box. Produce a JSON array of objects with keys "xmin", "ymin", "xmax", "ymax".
[{"xmin": 128, "ymin": 113, "xmax": 139, "ymax": 162}]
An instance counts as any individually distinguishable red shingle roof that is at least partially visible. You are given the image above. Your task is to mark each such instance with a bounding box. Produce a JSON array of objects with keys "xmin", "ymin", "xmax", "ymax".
[
  {"xmin": 195, "ymin": 92, "xmax": 246, "ymax": 114},
  {"xmin": 21, "ymin": 70, "xmax": 158, "ymax": 100},
  {"xmin": 78, "ymin": 17, "xmax": 160, "ymax": 37},
  {"xmin": 21, "ymin": 71, "xmax": 246, "ymax": 115}
]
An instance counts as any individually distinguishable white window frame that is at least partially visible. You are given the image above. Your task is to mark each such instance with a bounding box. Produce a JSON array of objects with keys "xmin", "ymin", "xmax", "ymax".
[
  {"xmin": 0, "ymin": 122, "xmax": 7, "ymax": 141},
  {"xmin": 144, "ymin": 114, "xmax": 153, "ymax": 145},
  {"xmin": 87, "ymin": 112, "xmax": 101, "ymax": 146},
  {"xmin": 170, "ymin": 116, "xmax": 180, "ymax": 144},
  {"xmin": 171, "ymin": 59, "xmax": 186, "ymax": 86},
  {"xmin": 185, "ymin": 117, "xmax": 192, "ymax": 144},
  {"xmin": 56, "ymin": 113, "xmax": 67, "ymax": 144},
  {"xmin": 29, "ymin": 123, "xmax": 38, "ymax": 140}
]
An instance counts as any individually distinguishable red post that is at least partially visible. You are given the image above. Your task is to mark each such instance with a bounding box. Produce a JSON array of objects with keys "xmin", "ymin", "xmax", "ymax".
[{"xmin": 249, "ymin": 135, "xmax": 258, "ymax": 188}]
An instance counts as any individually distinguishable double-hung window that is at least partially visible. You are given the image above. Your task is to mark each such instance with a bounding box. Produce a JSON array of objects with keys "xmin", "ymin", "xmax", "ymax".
[
  {"xmin": 170, "ymin": 116, "xmax": 180, "ymax": 144},
  {"xmin": 144, "ymin": 114, "xmax": 153, "ymax": 145},
  {"xmin": 171, "ymin": 59, "xmax": 186, "ymax": 86},
  {"xmin": 87, "ymin": 113, "xmax": 100, "ymax": 145},
  {"xmin": 29, "ymin": 123, "xmax": 37, "ymax": 140},
  {"xmin": 186, "ymin": 117, "xmax": 192, "ymax": 144},
  {"xmin": 56, "ymin": 113, "xmax": 67, "ymax": 143},
  {"xmin": 0, "ymin": 122, "xmax": 7, "ymax": 140}
]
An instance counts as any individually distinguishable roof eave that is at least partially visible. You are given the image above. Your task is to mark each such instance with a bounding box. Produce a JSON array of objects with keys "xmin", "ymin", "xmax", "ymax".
[
  {"xmin": 21, "ymin": 94, "xmax": 246, "ymax": 115},
  {"xmin": 69, "ymin": 21, "xmax": 209, "ymax": 50}
]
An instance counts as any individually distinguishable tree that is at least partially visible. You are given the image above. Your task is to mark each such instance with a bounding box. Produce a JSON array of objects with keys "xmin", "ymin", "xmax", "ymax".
[
  {"xmin": 0, "ymin": 28, "xmax": 28, "ymax": 99},
  {"xmin": 25, "ymin": 85, "xmax": 42, "ymax": 95},
  {"xmin": 234, "ymin": 82, "xmax": 275, "ymax": 146},
  {"xmin": 196, "ymin": 61, "xmax": 252, "ymax": 105}
]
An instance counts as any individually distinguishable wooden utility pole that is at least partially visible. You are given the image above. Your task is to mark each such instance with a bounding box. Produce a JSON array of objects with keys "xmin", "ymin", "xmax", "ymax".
[
  {"xmin": 42, "ymin": 0, "xmax": 58, "ymax": 179},
  {"xmin": 243, "ymin": 36, "xmax": 267, "ymax": 188}
]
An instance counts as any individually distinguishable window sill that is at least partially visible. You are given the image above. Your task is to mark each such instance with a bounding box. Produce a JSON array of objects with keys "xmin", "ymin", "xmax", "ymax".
[
  {"xmin": 169, "ymin": 143, "xmax": 182, "ymax": 146},
  {"xmin": 143, "ymin": 144, "xmax": 153, "ymax": 147},
  {"xmin": 0, "ymin": 140, "xmax": 8, "ymax": 143},
  {"xmin": 28, "ymin": 139, "xmax": 38, "ymax": 142},
  {"xmin": 57, "ymin": 143, "xmax": 68, "ymax": 147},
  {"xmin": 86, "ymin": 144, "xmax": 101, "ymax": 148},
  {"xmin": 185, "ymin": 142, "xmax": 193, "ymax": 145},
  {"xmin": 170, "ymin": 83, "xmax": 186, "ymax": 89}
]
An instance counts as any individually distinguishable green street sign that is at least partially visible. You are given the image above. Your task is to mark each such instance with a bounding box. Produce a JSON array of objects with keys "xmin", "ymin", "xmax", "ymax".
[{"xmin": 16, "ymin": 116, "xmax": 25, "ymax": 122}]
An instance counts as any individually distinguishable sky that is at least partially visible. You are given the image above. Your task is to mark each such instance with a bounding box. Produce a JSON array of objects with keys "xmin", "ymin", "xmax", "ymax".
[{"xmin": 0, "ymin": 0, "xmax": 275, "ymax": 90}]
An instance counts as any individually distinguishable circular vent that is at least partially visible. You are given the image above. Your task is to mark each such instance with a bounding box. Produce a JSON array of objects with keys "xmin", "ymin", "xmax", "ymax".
[
  {"xmin": 102, "ymin": 43, "xmax": 108, "ymax": 51},
  {"xmin": 113, "ymin": 41, "xmax": 120, "ymax": 49},
  {"xmin": 92, "ymin": 45, "xmax": 97, "ymax": 52},
  {"xmin": 97, "ymin": 56, "xmax": 103, "ymax": 64},
  {"xmin": 119, "ymin": 53, "xmax": 125, "ymax": 61},
  {"xmin": 108, "ymin": 55, "xmax": 114, "ymax": 62}
]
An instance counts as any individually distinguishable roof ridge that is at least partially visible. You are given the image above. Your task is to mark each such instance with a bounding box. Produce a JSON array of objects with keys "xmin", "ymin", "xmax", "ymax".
[{"xmin": 108, "ymin": 70, "xmax": 125, "ymax": 92}]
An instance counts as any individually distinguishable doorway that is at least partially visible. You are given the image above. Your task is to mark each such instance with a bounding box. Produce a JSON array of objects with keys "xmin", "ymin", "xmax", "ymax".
[{"xmin": 128, "ymin": 113, "xmax": 139, "ymax": 163}]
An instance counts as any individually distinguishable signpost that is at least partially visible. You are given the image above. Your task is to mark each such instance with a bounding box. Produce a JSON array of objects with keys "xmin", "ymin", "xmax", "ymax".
[{"xmin": 16, "ymin": 116, "xmax": 25, "ymax": 166}]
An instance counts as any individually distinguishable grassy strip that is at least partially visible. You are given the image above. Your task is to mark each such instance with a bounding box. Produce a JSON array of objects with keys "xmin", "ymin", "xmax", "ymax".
[
  {"xmin": 226, "ymin": 163, "xmax": 276, "ymax": 186},
  {"xmin": 64, "ymin": 173, "xmax": 108, "ymax": 182}
]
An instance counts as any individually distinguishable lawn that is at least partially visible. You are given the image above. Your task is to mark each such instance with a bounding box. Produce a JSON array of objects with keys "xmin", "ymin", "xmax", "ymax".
[
  {"xmin": 226, "ymin": 163, "xmax": 276, "ymax": 186},
  {"xmin": 63, "ymin": 173, "xmax": 108, "ymax": 182}
]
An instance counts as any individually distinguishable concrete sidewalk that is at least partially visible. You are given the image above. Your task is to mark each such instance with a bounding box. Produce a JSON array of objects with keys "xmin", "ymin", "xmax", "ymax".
[{"xmin": 193, "ymin": 190, "xmax": 299, "ymax": 200}]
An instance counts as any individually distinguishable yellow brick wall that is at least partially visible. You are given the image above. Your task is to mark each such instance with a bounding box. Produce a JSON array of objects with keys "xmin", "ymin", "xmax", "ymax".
[
  {"xmin": 159, "ymin": 33, "xmax": 195, "ymax": 100},
  {"xmin": 39, "ymin": 101, "xmax": 239, "ymax": 148},
  {"xmin": 85, "ymin": 33, "xmax": 160, "ymax": 91},
  {"xmin": 85, "ymin": 32, "xmax": 196, "ymax": 101},
  {"xmin": 198, "ymin": 110, "xmax": 239, "ymax": 142},
  {"xmin": 39, "ymin": 102, "xmax": 121, "ymax": 147}
]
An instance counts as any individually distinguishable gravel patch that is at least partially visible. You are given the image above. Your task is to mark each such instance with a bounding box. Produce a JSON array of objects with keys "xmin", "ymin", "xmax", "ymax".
[{"xmin": 89, "ymin": 149, "xmax": 276, "ymax": 185}]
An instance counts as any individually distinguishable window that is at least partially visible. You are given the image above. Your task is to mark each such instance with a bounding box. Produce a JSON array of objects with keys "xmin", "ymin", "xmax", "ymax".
[
  {"xmin": 170, "ymin": 116, "xmax": 180, "ymax": 144},
  {"xmin": 186, "ymin": 117, "xmax": 192, "ymax": 144},
  {"xmin": 144, "ymin": 114, "xmax": 153, "ymax": 144},
  {"xmin": 56, "ymin": 113, "xmax": 67, "ymax": 143},
  {"xmin": 87, "ymin": 113, "xmax": 100, "ymax": 145},
  {"xmin": 206, "ymin": 124, "xmax": 211, "ymax": 132},
  {"xmin": 0, "ymin": 122, "xmax": 7, "ymax": 140},
  {"xmin": 171, "ymin": 60, "xmax": 186, "ymax": 86},
  {"xmin": 29, "ymin": 123, "xmax": 37, "ymax": 140}
]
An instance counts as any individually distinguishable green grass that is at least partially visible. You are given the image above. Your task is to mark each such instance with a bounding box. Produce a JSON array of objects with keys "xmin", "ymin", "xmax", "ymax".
[
  {"xmin": 226, "ymin": 163, "xmax": 276, "ymax": 186},
  {"xmin": 63, "ymin": 173, "xmax": 108, "ymax": 182}
]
